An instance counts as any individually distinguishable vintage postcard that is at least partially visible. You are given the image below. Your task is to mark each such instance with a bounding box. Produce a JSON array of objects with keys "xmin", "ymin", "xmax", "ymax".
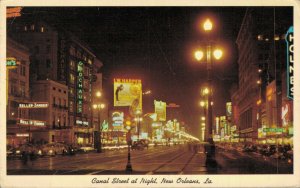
[{"xmin": 0, "ymin": 0, "xmax": 299, "ymax": 187}]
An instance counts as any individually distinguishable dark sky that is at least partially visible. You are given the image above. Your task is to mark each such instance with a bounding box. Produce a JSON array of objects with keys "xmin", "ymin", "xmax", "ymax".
[{"xmin": 19, "ymin": 7, "xmax": 246, "ymax": 136}]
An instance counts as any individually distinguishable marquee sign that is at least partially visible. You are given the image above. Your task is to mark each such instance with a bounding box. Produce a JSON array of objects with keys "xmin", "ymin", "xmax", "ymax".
[
  {"xmin": 19, "ymin": 102, "xmax": 49, "ymax": 108},
  {"xmin": 76, "ymin": 120, "xmax": 89, "ymax": 126},
  {"xmin": 77, "ymin": 61, "xmax": 83, "ymax": 113},
  {"xmin": 18, "ymin": 118, "xmax": 46, "ymax": 127},
  {"xmin": 285, "ymin": 26, "xmax": 294, "ymax": 100}
]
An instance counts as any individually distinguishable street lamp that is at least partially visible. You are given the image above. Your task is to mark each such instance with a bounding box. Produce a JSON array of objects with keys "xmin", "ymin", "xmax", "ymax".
[
  {"xmin": 125, "ymin": 124, "xmax": 133, "ymax": 173},
  {"xmin": 195, "ymin": 19, "xmax": 223, "ymax": 145},
  {"xmin": 135, "ymin": 109, "xmax": 142, "ymax": 141},
  {"xmin": 93, "ymin": 94, "xmax": 105, "ymax": 153},
  {"xmin": 195, "ymin": 18, "xmax": 223, "ymax": 164}
]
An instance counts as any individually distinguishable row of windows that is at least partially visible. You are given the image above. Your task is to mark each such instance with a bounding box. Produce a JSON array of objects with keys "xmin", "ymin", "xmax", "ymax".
[
  {"xmin": 53, "ymin": 97, "xmax": 67, "ymax": 107},
  {"xmin": 69, "ymin": 46, "xmax": 93, "ymax": 64},
  {"xmin": 23, "ymin": 24, "xmax": 47, "ymax": 33},
  {"xmin": 10, "ymin": 65, "xmax": 27, "ymax": 77},
  {"xmin": 52, "ymin": 87, "xmax": 67, "ymax": 94},
  {"xmin": 257, "ymin": 34, "xmax": 286, "ymax": 41}
]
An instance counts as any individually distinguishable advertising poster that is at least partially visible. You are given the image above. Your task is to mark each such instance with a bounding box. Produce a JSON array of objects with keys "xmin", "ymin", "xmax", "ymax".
[
  {"xmin": 113, "ymin": 78, "xmax": 142, "ymax": 109},
  {"xmin": 154, "ymin": 100, "xmax": 166, "ymax": 121}
]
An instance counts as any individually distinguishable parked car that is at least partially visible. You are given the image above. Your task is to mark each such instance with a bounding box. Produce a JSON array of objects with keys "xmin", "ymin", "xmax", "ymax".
[
  {"xmin": 41, "ymin": 143, "xmax": 68, "ymax": 156},
  {"xmin": 131, "ymin": 139, "xmax": 149, "ymax": 150},
  {"xmin": 79, "ymin": 146, "xmax": 96, "ymax": 153}
]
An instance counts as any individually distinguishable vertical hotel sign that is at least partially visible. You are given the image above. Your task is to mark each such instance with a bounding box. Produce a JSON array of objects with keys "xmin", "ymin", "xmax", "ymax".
[
  {"xmin": 285, "ymin": 26, "xmax": 294, "ymax": 100},
  {"xmin": 77, "ymin": 61, "xmax": 83, "ymax": 113}
]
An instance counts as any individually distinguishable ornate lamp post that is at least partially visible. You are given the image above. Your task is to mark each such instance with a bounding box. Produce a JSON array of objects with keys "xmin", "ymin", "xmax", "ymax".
[
  {"xmin": 194, "ymin": 18, "xmax": 223, "ymax": 163},
  {"xmin": 93, "ymin": 91, "xmax": 105, "ymax": 153},
  {"xmin": 125, "ymin": 122, "xmax": 133, "ymax": 173}
]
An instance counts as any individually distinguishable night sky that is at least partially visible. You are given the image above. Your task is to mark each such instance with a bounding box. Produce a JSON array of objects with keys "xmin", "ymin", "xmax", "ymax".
[{"xmin": 18, "ymin": 7, "xmax": 247, "ymax": 136}]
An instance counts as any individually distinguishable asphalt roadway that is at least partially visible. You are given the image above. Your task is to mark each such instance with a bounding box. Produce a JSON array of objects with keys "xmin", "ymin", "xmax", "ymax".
[{"xmin": 7, "ymin": 145, "xmax": 293, "ymax": 175}]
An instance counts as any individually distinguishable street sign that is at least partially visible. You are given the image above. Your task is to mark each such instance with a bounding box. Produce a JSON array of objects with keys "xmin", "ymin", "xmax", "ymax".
[{"xmin": 263, "ymin": 128, "xmax": 284, "ymax": 133}]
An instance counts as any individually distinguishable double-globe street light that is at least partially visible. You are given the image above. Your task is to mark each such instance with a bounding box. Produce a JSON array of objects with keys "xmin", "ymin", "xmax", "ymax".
[
  {"xmin": 194, "ymin": 18, "xmax": 223, "ymax": 160},
  {"xmin": 93, "ymin": 91, "xmax": 105, "ymax": 153}
]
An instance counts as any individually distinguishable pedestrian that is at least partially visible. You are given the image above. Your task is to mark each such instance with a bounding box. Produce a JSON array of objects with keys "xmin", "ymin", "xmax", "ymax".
[{"xmin": 22, "ymin": 151, "xmax": 28, "ymax": 165}]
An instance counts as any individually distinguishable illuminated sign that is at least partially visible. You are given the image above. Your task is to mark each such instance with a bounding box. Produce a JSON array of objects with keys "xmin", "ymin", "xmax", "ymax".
[
  {"xmin": 77, "ymin": 61, "xmax": 83, "ymax": 113},
  {"xmin": 19, "ymin": 102, "xmax": 49, "ymax": 108},
  {"xmin": 285, "ymin": 26, "xmax": 294, "ymax": 99},
  {"xmin": 281, "ymin": 102, "xmax": 291, "ymax": 127},
  {"xmin": 102, "ymin": 120, "xmax": 109, "ymax": 131},
  {"xmin": 16, "ymin": 133, "xmax": 29, "ymax": 137},
  {"xmin": 6, "ymin": 57, "xmax": 18, "ymax": 68},
  {"xmin": 215, "ymin": 117, "xmax": 219, "ymax": 134},
  {"xmin": 113, "ymin": 78, "xmax": 142, "ymax": 109},
  {"xmin": 7, "ymin": 7, "xmax": 22, "ymax": 18},
  {"xmin": 263, "ymin": 128, "xmax": 284, "ymax": 133},
  {"xmin": 226, "ymin": 102, "xmax": 232, "ymax": 117},
  {"xmin": 154, "ymin": 100, "xmax": 166, "ymax": 121},
  {"xmin": 18, "ymin": 119, "xmax": 46, "ymax": 127},
  {"xmin": 76, "ymin": 120, "xmax": 89, "ymax": 126},
  {"xmin": 112, "ymin": 111, "xmax": 124, "ymax": 128}
]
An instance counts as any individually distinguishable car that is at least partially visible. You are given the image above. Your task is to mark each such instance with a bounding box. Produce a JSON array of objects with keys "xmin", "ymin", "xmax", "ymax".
[
  {"xmin": 41, "ymin": 143, "xmax": 68, "ymax": 156},
  {"xmin": 79, "ymin": 146, "xmax": 96, "ymax": 153},
  {"xmin": 131, "ymin": 140, "xmax": 149, "ymax": 150}
]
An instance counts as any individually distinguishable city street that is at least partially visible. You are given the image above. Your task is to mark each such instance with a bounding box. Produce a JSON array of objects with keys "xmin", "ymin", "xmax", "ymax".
[{"xmin": 7, "ymin": 145, "xmax": 292, "ymax": 175}]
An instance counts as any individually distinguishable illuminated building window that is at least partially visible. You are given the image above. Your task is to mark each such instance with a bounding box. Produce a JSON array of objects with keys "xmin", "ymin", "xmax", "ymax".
[
  {"xmin": 69, "ymin": 73, "xmax": 75, "ymax": 84},
  {"xmin": 69, "ymin": 60, "xmax": 75, "ymax": 70},
  {"xmin": 30, "ymin": 24, "xmax": 35, "ymax": 31},
  {"xmin": 88, "ymin": 59, "xmax": 92, "ymax": 65},
  {"xmin": 274, "ymin": 35, "xmax": 280, "ymax": 41},
  {"xmin": 41, "ymin": 26, "xmax": 44, "ymax": 32},
  {"xmin": 257, "ymin": 35, "xmax": 263, "ymax": 41},
  {"xmin": 69, "ymin": 101, "xmax": 73, "ymax": 112},
  {"xmin": 24, "ymin": 26, "xmax": 27, "ymax": 31}
]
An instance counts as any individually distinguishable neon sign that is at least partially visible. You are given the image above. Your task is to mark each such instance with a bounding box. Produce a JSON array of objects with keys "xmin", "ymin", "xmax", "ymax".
[
  {"xmin": 18, "ymin": 119, "xmax": 46, "ymax": 127},
  {"xmin": 77, "ymin": 61, "xmax": 83, "ymax": 113},
  {"xmin": 19, "ymin": 102, "xmax": 49, "ymax": 108},
  {"xmin": 285, "ymin": 26, "xmax": 294, "ymax": 100}
]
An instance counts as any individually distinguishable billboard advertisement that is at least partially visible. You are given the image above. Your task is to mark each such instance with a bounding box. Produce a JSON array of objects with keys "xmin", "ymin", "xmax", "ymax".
[
  {"xmin": 154, "ymin": 100, "xmax": 166, "ymax": 121},
  {"xmin": 113, "ymin": 78, "xmax": 142, "ymax": 110}
]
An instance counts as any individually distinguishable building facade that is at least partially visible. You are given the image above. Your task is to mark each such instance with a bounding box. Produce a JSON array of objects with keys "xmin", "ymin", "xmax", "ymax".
[
  {"xmin": 9, "ymin": 19, "xmax": 101, "ymax": 145},
  {"xmin": 234, "ymin": 7, "xmax": 293, "ymax": 144},
  {"xmin": 30, "ymin": 79, "xmax": 70, "ymax": 144},
  {"xmin": 6, "ymin": 37, "xmax": 31, "ymax": 146}
]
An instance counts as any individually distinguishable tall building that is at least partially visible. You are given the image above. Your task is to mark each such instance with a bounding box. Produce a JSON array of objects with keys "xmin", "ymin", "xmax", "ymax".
[
  {"xmin": 234, "ymin": 7, "xmax": 293, "ymax": 143},
  {"xmin": 9, "ymin": 19, "xmax": 102, "ymax": 145},
  {"xmin": 30, "ymin": 79, "xmax": 70, "ymax": 144},
  {"xmin": 6, "ymin": 37, "xmax": 31, "ymax": 146}
]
